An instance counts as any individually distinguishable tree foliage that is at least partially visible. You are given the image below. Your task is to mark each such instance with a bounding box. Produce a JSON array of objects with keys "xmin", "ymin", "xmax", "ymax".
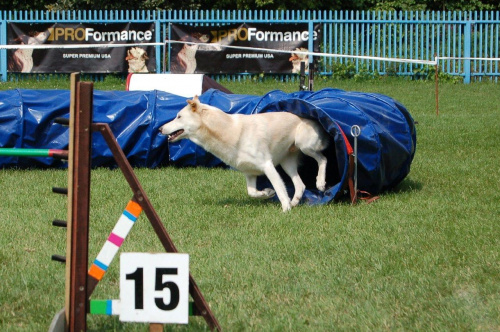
[{"xmin": 2, "ymin": 0, "xmax": 500, "ymax": 12}]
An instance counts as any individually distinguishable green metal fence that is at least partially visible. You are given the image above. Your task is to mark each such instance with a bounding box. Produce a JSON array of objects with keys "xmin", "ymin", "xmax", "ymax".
[{"xmin": 1, "ymin": 10, "xmax": 499, "ymax": 83}]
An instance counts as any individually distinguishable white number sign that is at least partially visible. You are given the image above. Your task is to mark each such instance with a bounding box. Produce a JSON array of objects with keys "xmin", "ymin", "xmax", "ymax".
[{"xmin": 119, "ymin": 253, "xmax": 189, "ymax": 324}]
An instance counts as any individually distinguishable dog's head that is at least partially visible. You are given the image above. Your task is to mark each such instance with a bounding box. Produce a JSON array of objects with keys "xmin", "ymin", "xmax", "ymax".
[
  {"xmin": 126, "ymin": 47, "xmax": 149, "ymax": 73},
  {"xmin": 289, "ymin": 47, "xmax": 309, "ymax": 73},
  {"xmin": 159, "ymin": 95, "xmax": 204, "ymax": 142},
  {"xmin": 126, "ymin": 47, "xmax": 148, "ymax": 61}
]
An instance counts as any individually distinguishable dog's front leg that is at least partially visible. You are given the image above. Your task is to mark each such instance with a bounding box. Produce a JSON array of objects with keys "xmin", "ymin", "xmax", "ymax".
[
  {"xmin": 262, "ymin": 162, "xmax": 292, "ymax": 212},
  {"xmin": 245, "ymin": 174, "xmax": 276, "ymax": 199}
]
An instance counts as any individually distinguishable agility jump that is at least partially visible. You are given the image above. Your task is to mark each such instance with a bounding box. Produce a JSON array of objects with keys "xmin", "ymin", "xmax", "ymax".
[{"xmin": 0, "ymin": 73, "xmax": 220, "ymax": 331}]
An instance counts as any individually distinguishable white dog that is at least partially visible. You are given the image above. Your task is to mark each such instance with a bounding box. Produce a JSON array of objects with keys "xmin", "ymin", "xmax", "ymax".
[
  {"xmin": 159, "ymin": 96, "xmax": 329, "ymax": 212},
  {"xmin": 289, "ymin": 47, "xmax": 309, "ymax": 74},
  {"xmin": 125, "ymin": 47, "xmax": 149, "ymax": 73}
]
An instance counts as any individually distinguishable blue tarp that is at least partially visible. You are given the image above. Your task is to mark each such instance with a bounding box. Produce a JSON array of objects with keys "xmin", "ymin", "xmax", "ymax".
[
  {"xmin": 0, "ymin": 89, "xmax": 181, "ymax": 168},
  {"xmin": 0, "ymin": 88, "xmax": 416, "ymax": 204}
]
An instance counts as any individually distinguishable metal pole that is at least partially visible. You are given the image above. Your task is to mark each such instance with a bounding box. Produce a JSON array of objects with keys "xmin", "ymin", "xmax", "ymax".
[
  {"xmin": 464, "ymin": 21, "xmax": 471, "ymax": 84},
  {"xmin": 350, "ymin": 125, "xmax": 361, "ymax": 204},
  {"xmin": 299, "ymin": 62, "xmax": 306, "ymax": 91}
]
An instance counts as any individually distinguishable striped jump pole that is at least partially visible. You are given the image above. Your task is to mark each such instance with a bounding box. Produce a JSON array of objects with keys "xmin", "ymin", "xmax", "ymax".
[
  {"xmin": 89, "ymin": 300, "xmax": 121, "ymax": 316},
  {"xmin": 0, "ymin": 148, "xmax": 68, "ymax": 159},
  {"xmin": 87, "ymin": 200, "xmax": 142, "ymax": 291},
  {"xmin": 89, "ymin": 299, "xmax": 197, "ymax": 316}
]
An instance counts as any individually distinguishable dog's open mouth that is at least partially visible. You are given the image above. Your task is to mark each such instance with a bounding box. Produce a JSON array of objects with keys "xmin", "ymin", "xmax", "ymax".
[{"xmin": 168, "ymin": 129, "xmax": 184, "ymax": 141}]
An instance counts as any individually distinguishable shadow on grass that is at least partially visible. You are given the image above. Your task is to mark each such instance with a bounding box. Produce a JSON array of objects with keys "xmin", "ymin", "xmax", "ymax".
[
  {"xmin": 339, "ymin": 177, "xmax": 423, "ymax": 204},
  {"xmin": 216, "ymin": 197, "xmax": 279, "ymax": 209},
  {"xmin": 388, "ymin": 177, "xmax": 423, "ymax": 194},
  {"xmin": 352, "ymin": 177, "xmax": 423, "ymax": 203},
  {"xmin": 213, "ymin": 177, "xmax": 422, "ymax": 210}
]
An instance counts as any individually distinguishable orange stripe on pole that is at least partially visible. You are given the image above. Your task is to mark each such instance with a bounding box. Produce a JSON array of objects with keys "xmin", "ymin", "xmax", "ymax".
[
  {"xmin": 125, "ymin": 200, "xmax": 142, "ymax": 218},
  {"xmin": 88, "ymin": 264, "xmax": 106, "ymax": 281}
]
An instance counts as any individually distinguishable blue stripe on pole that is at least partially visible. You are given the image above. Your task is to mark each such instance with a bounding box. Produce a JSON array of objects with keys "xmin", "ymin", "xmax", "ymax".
[
  {"xmin": 94, "ymin": 259, "xmax": 108, "ymax": 271},
  {"xmin": 123, "ymin": 210, "xmax": 138, "ymax": 222},
  {"xmin": 106, "ymin": 300, "xmax": 113, "ymax": 315}
]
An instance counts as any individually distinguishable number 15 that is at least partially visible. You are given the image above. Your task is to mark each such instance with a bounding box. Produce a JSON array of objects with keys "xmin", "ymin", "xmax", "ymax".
[{"xmin": 126, "ymin": 267, "xmax": 180, "ymax": 311}]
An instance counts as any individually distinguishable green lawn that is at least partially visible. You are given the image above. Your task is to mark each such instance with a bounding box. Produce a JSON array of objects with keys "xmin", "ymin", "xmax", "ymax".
[{"xmin": 0, "ymin": 77, "xmax": 499, "ymax": 331}]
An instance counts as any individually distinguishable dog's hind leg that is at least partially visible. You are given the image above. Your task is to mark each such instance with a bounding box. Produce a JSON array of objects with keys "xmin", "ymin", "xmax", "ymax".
[
  {"xmin": 280, "ymin": 154, "xmax": 305, "ymax": 207},
  {"xmin": 262, "ymin": 161, "xmax": 292, "ymax": 212},
  {"xmin": 295, "ymin": 120, "xmax": 329, "ymax": 192},
  {"xmin": 302, "ymin": 149, "xmax": 328, "ymax": 191},
  {"xmin": 245, "ymin": 174, "xmax": 276, "ymax": 199}
]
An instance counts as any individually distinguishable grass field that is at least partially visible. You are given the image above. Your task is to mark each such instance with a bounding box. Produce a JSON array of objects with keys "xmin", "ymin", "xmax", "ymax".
[{"xmin": 0, "ymin": 76, "xmax": 499, "ymax": 331}]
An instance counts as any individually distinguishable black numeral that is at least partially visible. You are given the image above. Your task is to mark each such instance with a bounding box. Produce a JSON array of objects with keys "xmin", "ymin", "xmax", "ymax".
[
  {"xmin": 126, "ymin": 267, "xmax": 144, "ymax": 309},
  {"xmin": 154, "ymin": 268, "xmax": 180, "ymax": 310},
  {"xmin": 125, "ymin": 267, "xmax": 180, "ymax": 311}
]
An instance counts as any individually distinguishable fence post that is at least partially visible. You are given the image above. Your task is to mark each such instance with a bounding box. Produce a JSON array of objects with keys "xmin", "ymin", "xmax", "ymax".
[
  {"xmin": 308, "ymin": 20, "xmax": 314, "ymax": 64},
  {"xmin": 155, "ymin": 19, "xmax": 161, "ymax": 73},
  {"xmin": 464, "ymin": 20, "xmax": 472, "ymax": 83},
  {"xmin": 0, "ymin": 13, "xmax": 7, "ymax": 82}
]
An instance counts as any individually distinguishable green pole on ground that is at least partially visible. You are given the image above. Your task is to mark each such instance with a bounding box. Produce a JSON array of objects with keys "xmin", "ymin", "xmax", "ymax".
[{"xmin": 0, "ymin": 148, "xmax": 66, "ymax": 158}]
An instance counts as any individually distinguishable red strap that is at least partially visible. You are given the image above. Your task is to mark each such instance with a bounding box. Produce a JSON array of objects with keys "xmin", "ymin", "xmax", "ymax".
[
  {"xmin": 125, "ymin": 73, "xmax": 133, "ymax": 91},
  {"xmin": 358, "ymin": 191, "xmax": 380, "ymax": 204},
  {"xmin": 348, "ymin": 154, "xmax": 356, "ymax": 204}
]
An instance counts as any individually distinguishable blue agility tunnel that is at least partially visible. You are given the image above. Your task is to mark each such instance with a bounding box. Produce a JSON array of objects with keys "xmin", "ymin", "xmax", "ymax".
[
  {"xmin": 190, "ymin": 89, "xmax": 417, "ymax": 204},
  {"xmin": 0, "ymin": 88, "xmax": 416, "ymax": 204}
]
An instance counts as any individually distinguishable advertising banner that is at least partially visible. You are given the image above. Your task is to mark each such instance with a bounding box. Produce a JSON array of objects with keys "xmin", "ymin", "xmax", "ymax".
[
  {"xmin": 7, "ymin": 22, "xmax": 156, "ymax": 73},
  {"xmin": 169, "ymin": 23, "xmax": 320, "ymax": 74}
]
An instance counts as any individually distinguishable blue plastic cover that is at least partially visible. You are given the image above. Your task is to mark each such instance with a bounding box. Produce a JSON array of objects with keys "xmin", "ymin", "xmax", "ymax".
[
  {"xmin": 0, "ymin": 89, "xmax": 181, "ymax": 168},
  {"xmin": 0, "ymin": 88, "xmax": 416, "ymax": 204}
]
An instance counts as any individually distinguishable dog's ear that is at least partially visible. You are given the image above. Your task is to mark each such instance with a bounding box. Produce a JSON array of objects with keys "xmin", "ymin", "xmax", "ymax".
[
  {"xmin": 187, "ymin": 98, "xmax": 198, "ymax": 112},
  {"xmin": 187, "ymin": 95, "xmax": 201, "ymax": 111}
]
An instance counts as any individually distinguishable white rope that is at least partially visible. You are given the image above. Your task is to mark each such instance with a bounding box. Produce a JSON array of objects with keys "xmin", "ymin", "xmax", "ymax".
[
  {"xmin": 166, "ymin": 40, "xmax": 438, "ymax": 65},
  {"xmin": 439, "ymin": 56, "xmax": 500, "ymax": 61},
  {"xmin": 1, "ymin": 40, "xmax": 499, "ymax": 65},
  {"xmin": 0, "ymin": 42, "xmax": 164, "ymax": 49}
]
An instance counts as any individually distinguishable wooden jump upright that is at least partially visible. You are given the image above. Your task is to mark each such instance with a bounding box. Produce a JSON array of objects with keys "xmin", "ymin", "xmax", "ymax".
[
  {"xmin": 50, "ymin": 73, "xmax": 220, "ymax": 331},
  {"xmin": 63, "ymin": 73, "xmax": 93, "ymax": 332}
]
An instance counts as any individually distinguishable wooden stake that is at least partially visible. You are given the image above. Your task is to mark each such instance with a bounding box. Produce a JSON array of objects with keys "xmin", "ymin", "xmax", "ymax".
[
  {"xmin": 435, "ymin": 54, "xmax": 439, "ymax": 117},
  {"xmin": 149, "ymin": 323, "xmax": 164, "ymax": 332}
]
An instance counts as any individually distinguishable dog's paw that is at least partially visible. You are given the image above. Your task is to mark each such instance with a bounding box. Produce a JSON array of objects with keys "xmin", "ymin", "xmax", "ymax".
[
  {"xmin": 316, "ymin": 179, "xmax": 326, "ymax": 192},
  {"xmin": 262, "ymin": 188, "xmax": 276, "ymax": 198},
  {"xmin": 291, "ymin": 197, "xmax": 301, "ymax": 207},
  {"xmin": 281, "ymin": 202, "xmax": 292, "ymax": 212},
  {"xmin": 249, "ymin": 188, "xmax": 276, "ymax": 200}
]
